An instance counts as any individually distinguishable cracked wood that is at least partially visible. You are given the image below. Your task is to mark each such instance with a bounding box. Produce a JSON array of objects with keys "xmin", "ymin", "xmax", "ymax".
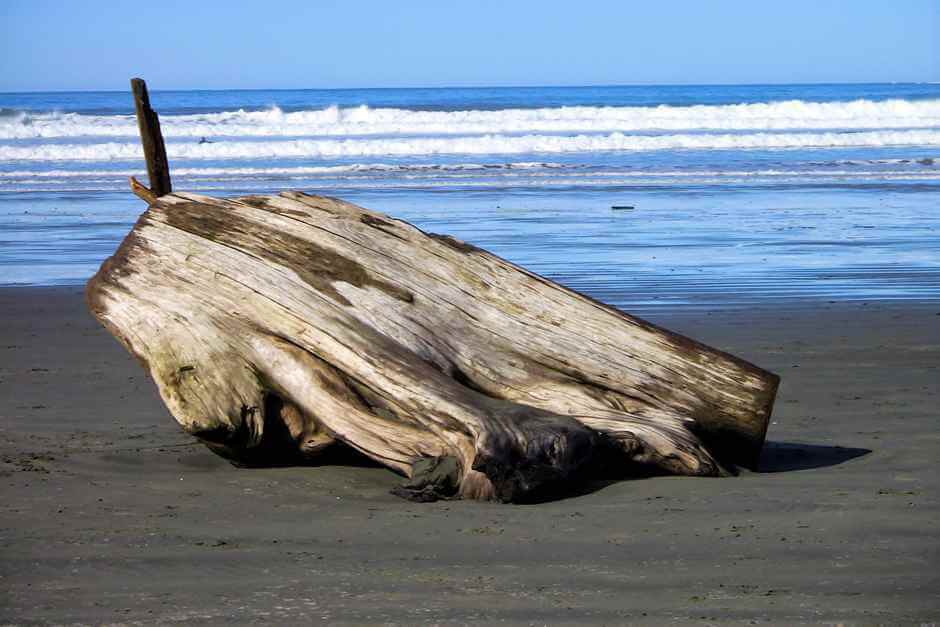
[{"xmin": 87, "ymin": 191, "xmax": 779, "ymax": 502}]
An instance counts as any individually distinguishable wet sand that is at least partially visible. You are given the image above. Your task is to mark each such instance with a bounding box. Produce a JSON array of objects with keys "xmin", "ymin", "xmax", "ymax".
[{"xmin": 1, "ymin": 287, "xmax": 938, "ymax": 623}]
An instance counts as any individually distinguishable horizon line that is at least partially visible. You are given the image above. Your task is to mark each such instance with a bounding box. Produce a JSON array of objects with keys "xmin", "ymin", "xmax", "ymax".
[{"xmin": 1, "ymin": 80, "xmax": 937, "ymax": 96}]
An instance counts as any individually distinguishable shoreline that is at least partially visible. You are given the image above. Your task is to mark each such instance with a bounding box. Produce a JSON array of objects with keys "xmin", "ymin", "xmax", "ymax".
[
  {"xmin": 1, "ymin": 286, "xmax": 938, "ymax": 622},
  {"xmin": 5, "ymin": 182, "xmax": 940, "ymax": 308}
]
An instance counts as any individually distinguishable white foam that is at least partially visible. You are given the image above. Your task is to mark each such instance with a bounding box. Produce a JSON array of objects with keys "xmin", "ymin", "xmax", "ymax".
[
  {"xmin": 2, "ymin": 99, "xmax": 940, "ymax": 140},
  {"xmin": 3, "ymin": 129, "xmax": 939, "ymax": 162},
  {"xmin": 3, "ymin": 163, "xmax": 937, "ymax": 196},
  {"xmin": 0, "ymin": 162, "xmax": 566, "ymax": 178},
  {"xmin": 5, "ymin": 172, "xmax": 939, "ymax": 195}
]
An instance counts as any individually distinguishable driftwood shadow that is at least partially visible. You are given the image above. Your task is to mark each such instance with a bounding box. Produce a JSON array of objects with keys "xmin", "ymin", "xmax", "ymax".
[
  {"xmin": 221, "ymin": 440, "xmax": 873, "ymax": 503},
  {"xmin": 757, "ymin": 441, "xmax": 871, "ymax": 473},
  {"xmin": 546, "ymin": 441, "xmax": 873, "ymax": 502},
  {"xmin": 226, "ymin": 441, "xmax": 385, "ymax": 470}
]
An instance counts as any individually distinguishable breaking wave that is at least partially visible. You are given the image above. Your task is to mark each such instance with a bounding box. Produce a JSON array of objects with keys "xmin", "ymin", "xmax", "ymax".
[
  {"xmin": 0, "ymin": 162, "xmax": 568, "ymax": 178},
  {"xmin": 3, "ymin": 129, "xmax": 939, "ymax": 162},
  {"xmin": 2, "ymin": 98, "xmax": 940, "ymax": 140},
  {"xmin": 3, "ymin": 167, "xmax": 937, "ymax": 184}
]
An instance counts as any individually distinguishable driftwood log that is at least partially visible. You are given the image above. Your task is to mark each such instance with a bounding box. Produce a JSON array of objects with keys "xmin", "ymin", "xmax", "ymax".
[{"xmin": 87, "ymin": 191, "xmax": 779, "ymax": 502}]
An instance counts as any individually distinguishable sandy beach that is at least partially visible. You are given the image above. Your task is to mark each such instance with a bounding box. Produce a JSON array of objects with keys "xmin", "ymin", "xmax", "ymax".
[
  {"xmin": 3, "ymin": 1, "xmax": 938, "ymax": 622},
  {"xmin": 1, "ymin": 286, "xmax": 937, "ymax": 623}
]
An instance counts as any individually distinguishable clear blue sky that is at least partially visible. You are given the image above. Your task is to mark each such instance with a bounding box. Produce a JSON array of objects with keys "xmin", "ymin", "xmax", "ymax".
[{"xmin": 1, "ymin": 0, "xmax": 937, "ymax": 91}]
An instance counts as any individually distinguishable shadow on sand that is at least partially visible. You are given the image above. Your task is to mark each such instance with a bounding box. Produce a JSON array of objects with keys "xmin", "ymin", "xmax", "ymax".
[
  {"xmin": 757, "ymin": 441, "xmax": 871, "ymax": 473},
  {"xmin": 200, "ymin": 438, "xmax": 872, "ymax": 502},
  {"xmin": 552, "ymin": 441, "xmax": 873, "ymax": 503},
  {"xmin": 309, "ymin": 440, "xmax": 874, "ymax": 503}
]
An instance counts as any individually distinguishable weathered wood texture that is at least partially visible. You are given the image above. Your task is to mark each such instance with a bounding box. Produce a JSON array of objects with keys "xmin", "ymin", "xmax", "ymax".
[
  {"xmin": 128, "ymin": 176, "xmax": 157, "ymax": 204},
  {"xmin": 87, "ymin": 192, "xmax": 779, "ymax": 502},
  {"xmin": 130, "ymin": 78, "xmax": 171, "ymax": 197}
]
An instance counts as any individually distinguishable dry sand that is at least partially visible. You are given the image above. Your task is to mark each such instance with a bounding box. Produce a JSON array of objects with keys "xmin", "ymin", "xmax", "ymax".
[{"xmin": 1, "ymin": 287, "xmax": 938, "ymax": 623}]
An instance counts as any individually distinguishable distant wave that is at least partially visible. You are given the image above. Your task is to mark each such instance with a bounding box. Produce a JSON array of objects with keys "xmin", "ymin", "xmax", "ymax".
[
  {"xmin": 3, "ymin": 129, "xmax": 939, "ymax": 161},
  {"xmin": 0, "ymin": 162, "xmax": 569, "ymax": 178},
  {"xmin": 3, "ymin": 163, "xmax": 940, "ymax": 182},
  {"xmin": 2, "ymin": 99, "xmax": 939, "ymax": 139},
  {"xmin": 4, "ymin": 158, "xmax": 932, "ymax": 180},
  {"xmin": 4, "ymin": 170, "xmax": 938, "ymax": 195}
]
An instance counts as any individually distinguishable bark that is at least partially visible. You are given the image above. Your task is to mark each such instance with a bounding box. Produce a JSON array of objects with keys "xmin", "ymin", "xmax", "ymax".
[{"xmin": 87, "ymin": 191, "xmax": 779, "ymax": 502}]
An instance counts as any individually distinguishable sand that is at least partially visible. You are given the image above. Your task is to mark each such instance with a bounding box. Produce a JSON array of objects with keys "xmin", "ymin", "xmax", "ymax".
[{"xmin": 1, "ymin": 286, "xmax": 937, "ymax": 623}]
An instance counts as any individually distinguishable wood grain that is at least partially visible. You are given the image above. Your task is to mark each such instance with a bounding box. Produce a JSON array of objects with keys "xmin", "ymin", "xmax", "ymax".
[
  {"xmin": 86, "ymin": 192, "xmax": 779, "ymax": 502},
  {"xmin": 130, "ymin": 78, "xmax": 171, "ymax": 198}
]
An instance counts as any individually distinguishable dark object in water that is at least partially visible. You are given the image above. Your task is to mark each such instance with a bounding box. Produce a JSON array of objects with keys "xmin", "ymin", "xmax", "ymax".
[
  {"xmin": 199, "ymin": 136, "xmax": 213, "ymax": 145},
  {"xmin": 611, "ymin": 205, "xmax": 635, "ymax": 211}
]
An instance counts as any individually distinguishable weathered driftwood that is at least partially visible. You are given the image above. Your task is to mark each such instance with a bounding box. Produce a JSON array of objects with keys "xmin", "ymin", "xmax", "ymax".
[
  {"xmin": 130, "ymin": 78, "xmax": 171, "ymax": 198},
  {"xmin": 87, "ymin": 191, "xmax": 779, "ymax": 502},
  {"xmin": 128, "ymin": 175, "xmax": 158, "ymax": 204}
]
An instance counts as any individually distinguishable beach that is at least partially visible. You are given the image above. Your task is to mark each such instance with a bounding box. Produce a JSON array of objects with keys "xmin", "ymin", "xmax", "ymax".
[
  {"xmin": 3, "ymin": 0, "xmax": 939, "ymax": 618},
  {"xmin": 2, "ymin": 286, "xmax": 937, "ymax": 623},
  {"xmin": 2, "ymin": 81, "xmax": 938, "ymax": 622}
]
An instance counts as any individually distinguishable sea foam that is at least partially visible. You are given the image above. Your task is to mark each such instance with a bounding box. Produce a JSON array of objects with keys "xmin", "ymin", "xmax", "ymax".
[
  {"xmin": 2, "ymin": 98, "xmax": 939, "ymax": 140},
  {"xmin": 3, "ymin": 129, "xmax": 939, "ymax": 162}
]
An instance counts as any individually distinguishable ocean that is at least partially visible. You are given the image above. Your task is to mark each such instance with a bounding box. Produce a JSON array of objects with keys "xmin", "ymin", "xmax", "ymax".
[{"xmin": 1, "ymin": 83, "xmax": 938, "ymax": 310}]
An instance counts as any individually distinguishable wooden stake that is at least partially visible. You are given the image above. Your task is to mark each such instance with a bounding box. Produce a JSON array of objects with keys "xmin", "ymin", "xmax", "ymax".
[{"xmin": 130, "ymin": 78, "xmax": 171, "ymax": 198}]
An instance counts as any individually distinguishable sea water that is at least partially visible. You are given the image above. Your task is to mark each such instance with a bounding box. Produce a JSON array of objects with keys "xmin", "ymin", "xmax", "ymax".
[{"xmin": 1, "ymin": 83, "xmax": 938, "ymax": 310}]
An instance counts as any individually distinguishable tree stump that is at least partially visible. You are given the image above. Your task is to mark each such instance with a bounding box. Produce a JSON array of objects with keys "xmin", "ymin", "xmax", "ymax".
[{"xmin": 87, "ymin": 191, "xmax": 779, "ymax": 502}]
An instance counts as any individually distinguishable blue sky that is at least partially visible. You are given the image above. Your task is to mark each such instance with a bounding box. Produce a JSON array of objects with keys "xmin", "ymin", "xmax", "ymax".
[{"xmin": 1, "ymin": 0, "xmax": 937, "ymax": 91}]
